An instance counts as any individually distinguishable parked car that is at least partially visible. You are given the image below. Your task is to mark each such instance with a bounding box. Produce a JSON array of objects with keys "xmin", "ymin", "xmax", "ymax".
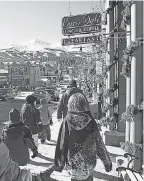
[
  {"xmin": 0, "ymin": 88, "xmax": 8, "ymax": 101},
  {"xmin": 33, "ymin": 90, "xmax": 51, "ymax": 104},
  {"xmin": 6, "ymin": 89, "xmax": 16, "ymax": 99},
  {"xmin": 44, "ymin": 88, "xmax": 59, "ymax": 102}
]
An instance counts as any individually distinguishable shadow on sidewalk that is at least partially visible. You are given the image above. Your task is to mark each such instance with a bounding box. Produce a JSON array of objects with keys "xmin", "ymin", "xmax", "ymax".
[
  {"xmin": 44, "ymin": 142, "xmax": 57, "ymax": 146},
  {"xmin": 38, "ymin": 153, "xmax": 54, "ymax": 162},
  {"xmin": 47, "ymin": 177, "xmax": 59, "ymax": 181},
  {"xmin": 93, "ymin": 171, "xmax": 118, "ymax": 181},
  {"xmin": 29, "ymin": 159, "xmax": 53, "ymax": 167}
]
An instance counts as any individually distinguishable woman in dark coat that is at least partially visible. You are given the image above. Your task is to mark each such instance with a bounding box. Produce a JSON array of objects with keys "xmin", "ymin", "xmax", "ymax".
[{"xmin": 54, "ymin": 93, "xmax": 112, "ymax": 181}]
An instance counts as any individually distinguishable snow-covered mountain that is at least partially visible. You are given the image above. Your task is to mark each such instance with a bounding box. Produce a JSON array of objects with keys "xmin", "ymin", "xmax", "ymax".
[
  {"xmin": 0, "ymin": 39, "xmax": 92, "ymax": 63},
  {"xmin": 12, "ymin": 39, "xmax": 67, "ymax": 52}
]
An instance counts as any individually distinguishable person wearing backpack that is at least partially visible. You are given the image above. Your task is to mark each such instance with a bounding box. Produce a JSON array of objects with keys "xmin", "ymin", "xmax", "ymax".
[
  {"xmin": 2, "ymin": 108, "xmax": 38, "ymax": 166},
  {"xmin": 57, "ymin": 79, "xmax": 88, "ymax": 121},
  {"xmin": 21, "ymin": 95, "xmax": 43, "ymax": 147}
]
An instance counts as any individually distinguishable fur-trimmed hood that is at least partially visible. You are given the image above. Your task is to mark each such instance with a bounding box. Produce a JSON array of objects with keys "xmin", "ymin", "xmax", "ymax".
[{"xmin": 66, "ymin": 112, "xmax": 92, "ymax": 130}]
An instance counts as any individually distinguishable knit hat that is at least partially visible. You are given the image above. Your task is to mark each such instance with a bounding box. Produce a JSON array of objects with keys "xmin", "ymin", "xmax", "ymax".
[
  {"xmin": 26, "ymin": 95, "xmax": 37, "ymax": 104},
  {"xmin": 9, "ymin": 108, "xmax": 21, "ymax": 123},
  {"xmin": 68, "ymin": 93, "xmax": 90, "ymax": 112},
  {"xmin": 40, "ymin": 98, "xmax": 47, "ymax": 105},
  {"xmin": 67, "ymin": 79, "xmax": 77, "ymax": 88}
]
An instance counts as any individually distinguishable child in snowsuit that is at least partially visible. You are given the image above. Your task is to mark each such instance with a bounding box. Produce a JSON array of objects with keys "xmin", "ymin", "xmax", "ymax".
[
  {"xmin": 2, "ymin": 108, "xmax": 38, "ymax": 166},
  {"xmin": 38, "ymin": 98, "xmax": 53, "ymax": 143}
]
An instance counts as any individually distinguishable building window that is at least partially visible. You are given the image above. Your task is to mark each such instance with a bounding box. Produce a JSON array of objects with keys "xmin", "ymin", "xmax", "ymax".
[
  {"xmin": 25, "ymin": 67, "xmax": 27, "ymax": 72},
  {"xmin": 26, "ymin": 79, "xmax": 29, "ymax": 84}
]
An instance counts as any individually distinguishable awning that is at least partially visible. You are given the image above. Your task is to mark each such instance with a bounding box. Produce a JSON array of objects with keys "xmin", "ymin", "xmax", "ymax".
[
  {"xmin": 0, "ymin": 76, "xmax": 7, "ymax": 81},
  {"xmin": 41, "ymin": 78, "xmax": 48, "ymax": 82}
]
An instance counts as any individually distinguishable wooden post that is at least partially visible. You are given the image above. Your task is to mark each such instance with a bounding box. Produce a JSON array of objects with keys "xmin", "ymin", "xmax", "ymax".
[
  {"xmin": 106, "ymin": 0, "xmax": 110, "ymax": 118},
  {"xmin": 125, "ymin": 25, "xmax": 131, "ymax": 142},
  {"xmin": 92, "ymin": 45, "xmax": 97, "ymax": 104},
  {"xmin": 130, "ymin": 2, "xmax": 136, "ymax": 144},
  {"xmin": 134, "ymin": 1, "xmax": 143, "ymax": 171}
]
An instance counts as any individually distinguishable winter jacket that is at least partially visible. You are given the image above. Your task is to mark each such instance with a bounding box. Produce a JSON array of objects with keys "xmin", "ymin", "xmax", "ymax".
[
  {"xmin": 21, "ymin": 103, "xmax": 41, "ymax": 134},
  {"xmin": 0, "ymin": 142, "xmax": 55, "ymax": 181},
  {"xmin": 54, "ymin": 111, "xmax": 112, "ymax": 180},
  {"xmin": 2, "ymin": 122, "xmax": 36, "ymax": 166},
  {"xmin": 57, "ymin": 87, "xmax": 87, "ymax": 119},
  {"xmin": 38, "ymin": 105, "xmax": 52, "ymax": 125}
]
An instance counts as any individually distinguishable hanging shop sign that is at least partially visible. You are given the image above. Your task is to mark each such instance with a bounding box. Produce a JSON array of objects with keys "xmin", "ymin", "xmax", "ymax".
[
  {"xmin": 62, "ymin": 35, "xmax": 102, "ymax": 46},
  {"xmin": 62, "ymin": 25, "xmax": 101, "ymax": 36},
  {"xmin": 12, "ymin": 75, "xmax": 23, "ymax": 79},
  {"xmin": 62, "ymin": 13, "xmax": 101, "ymax": 36},
  {"xmin": 62, "ymin": 13, "xmax": 101, "ymax": 28}
]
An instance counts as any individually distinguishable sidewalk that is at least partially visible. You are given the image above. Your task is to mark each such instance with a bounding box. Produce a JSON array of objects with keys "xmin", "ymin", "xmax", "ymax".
[{"xmin": 25, "ymin": 111, "xmax": 119, "ymax": 181}]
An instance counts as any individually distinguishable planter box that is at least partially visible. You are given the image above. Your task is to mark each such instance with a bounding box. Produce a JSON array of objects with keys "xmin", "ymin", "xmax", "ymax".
[{"xmin": 104, "ymin": 131, "xmax": 125, "ymax": 146}]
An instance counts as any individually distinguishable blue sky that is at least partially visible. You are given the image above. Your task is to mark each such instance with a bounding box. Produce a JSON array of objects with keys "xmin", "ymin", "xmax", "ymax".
[{"xmin": 0, "ymin": 1, "xmax": 104, "ymax": 49}]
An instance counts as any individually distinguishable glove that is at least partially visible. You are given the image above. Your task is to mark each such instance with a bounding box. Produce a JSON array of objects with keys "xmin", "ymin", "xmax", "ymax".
[
  {"xmin": 40, "ymin": 164, "xmax": 55, "ymax": 177},
  {"xmin": 57, "ymin": 119, "xmax": 62, "ymax": 122},
  {"xmin": 50, "ymin": 119, "xmax": 53, "ymax": 126},
  {"xmin": 31, "ymin": 147, "xmax": 38, "ymax": 158},
  {"xmin": 105, "ymin": 162, "xmax": 112, "ymax": 172}
]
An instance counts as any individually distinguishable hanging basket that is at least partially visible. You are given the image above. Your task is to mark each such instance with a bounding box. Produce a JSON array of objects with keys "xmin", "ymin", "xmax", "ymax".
[
  {"xmin": 121, "ymin": 102, "xmax": 143, "ymax": 122},
  {"xmin": 120, "ymin": 1, "xmax": 133, "ymax": 30},
  {"xmin": 102, "ymin": 103, "xmax": 112, "ymax": 113},
  {"xmin": 112, "ymin": 98, "xmax": 119, "ymax": 107},
  {"xmin": 121, "ymin": 37, "xmax": 143, "ymax": 78},
  {"xmin": 120, "ymin": 141, "xmax": 143, "ymax": 155},
  {"xmin": 99, "ymin": 116, "xmax": 111, "ymax": 127}
]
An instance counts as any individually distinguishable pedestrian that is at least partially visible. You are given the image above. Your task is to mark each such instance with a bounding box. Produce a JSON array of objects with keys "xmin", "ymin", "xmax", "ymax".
[
  {"xmin": 57, "ymin": 79, "xmax": 88, "ymax": 121},
  {"xmin": 21, "ymin": 95, "xmax": 43, "ymax": 147},
  {"xmin": 2, "ymin": 108, "xmax": 38, "ymax": 166},
  {"xmin": 0, "ymin": 138, "xmax": 55, "ymax": 181},
  {"xmin": 38, "ymin": 98, "xmax": 53, "ymax": 143},
  {"xmin": 54, "ymin": 93, "xmax": 112, "ymax": 181}
]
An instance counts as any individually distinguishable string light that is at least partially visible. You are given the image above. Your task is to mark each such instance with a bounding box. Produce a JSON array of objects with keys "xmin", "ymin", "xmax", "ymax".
[
  {"xmin": 99, "ymin": 0, "xmax": 105, "ymax": 13},
  {"xmin": 91, "ymin": 0, "xmax": 95, "ymax": 13}
]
